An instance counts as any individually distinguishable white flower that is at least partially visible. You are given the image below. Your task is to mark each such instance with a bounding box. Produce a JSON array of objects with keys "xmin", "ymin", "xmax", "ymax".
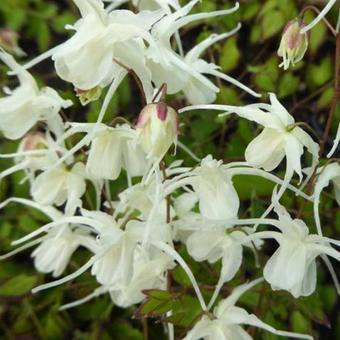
[
  {"xmin": 86, "ymin": 124, "xmax": 148, "ymax": 180},
  {"xmin": 0, "ymin": 133, "xmax": 63, "ymax": 183},
  {"xmin": 107, "ymin": 245, "xmax": 172, "ymax": 307},
  {"xmin": 146, "ymin": 0, "xmax": 241, "ymax": 101},
  {"xmin": 191, "ymin": 156, "xmax": 239, "ymax": 220},
  {"xmin": 32, "ymin": 226, "xmax": 88, "ymax": 277},
  {"xmin": 182, "ymin": 25, "xmax": 261, "ymax": 104},
  {"xmin": 31, "ymin": 162, "xmax": 87, "ymax": 215},
  {"xmin": 180, "ymin": 93, "xmax": 319, "ymax": 182},
  {"xmin": 0, "ymin": 50, "xmax": 71, "ymax": 140},
  {"xmin": 185, "ymin": 278, "xmax": 312, "ymax": 340},
  {"xmin": 52, "ymin": 0, "xmax": 161, "ymax": 101},
  {"xmin": 260, "ymin": 204, "xmax": 340, "ymax": 298},
  {"xmin": 136, "ymin": 102, "xmax": 178, "ymax": 159}
]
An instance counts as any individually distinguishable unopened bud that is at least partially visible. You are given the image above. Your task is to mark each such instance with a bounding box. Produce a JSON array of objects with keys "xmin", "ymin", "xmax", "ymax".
[
  {"xmin": 278, "ymin": 19, "xmax": 308, "ymax": 70},
  {"xmin": 75, "ymin": 86, "xmax": 102, "ymax": 106},
  {"xmin": 19, "ymin": 133, "xmax": 46, "ymax": 152},
  {"xmin": 136, "ymin": 102, "xmax": 178, "ymax": 159},
  {"xmin": 0, "ymin": 28, "xmax": 25, "ymax": 56}
]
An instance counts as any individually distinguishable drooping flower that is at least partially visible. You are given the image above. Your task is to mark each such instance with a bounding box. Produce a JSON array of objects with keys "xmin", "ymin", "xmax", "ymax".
[
  {"xmin": 184, "ymin": 278, "xmax": 312, "ymax": 340},
  {"xmin": 0, "ymin": 50, "xmax": 71, "ymax": 140},
  {"xmin": 51, "ymin": 0, "xmax": 162, "ymax": 102},
  {"xmin": 191, "ymin": 156, "xmax": 239, "ymax": 220},
  {"xmin": 182, "ymin": 25, "xmax": 261, "ymax": 104},
  {"xmin": 278, "ymin": 19, "xmax": 308, "ymax": 70},
  {"xmin": 180, "ymin": 93, "xmax": 319, "ymax": 183},
  {"xmin": 31, "ymin": 162, "xmax": 87, "ymax": 215},
  {"xmin": 238, "ymin": 202, "xmax": 340, "ymax": 298},
  {"xmin": 32, "ymin": 226, "xmax": 91, "ymax": 277},
  {"xmin": 146, "ymin": 0, "xmax": 243, "ymax": 103}
]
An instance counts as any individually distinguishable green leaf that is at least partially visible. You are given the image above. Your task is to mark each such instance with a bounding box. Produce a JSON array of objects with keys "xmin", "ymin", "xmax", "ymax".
[
  {"xmin": 278, "ymin": 73, "xmax": 299, "ymax": 98},
  {"xmin": 0, "ymin": 274, "xmax": 38, "ymax": 296},
  {"xmin": 317, "ymin": 87, "xmax": 334, "ymax": 109},
  {"xmin": 308, "ymin": 56, "xmax": 333, "ymax": 87},
  {"xmin": 261, "ymin": 10, "xmax": 285, "ymax": 40},
  {"xmin": 220, "ymin": 37, "xmax": 240, "ymax": 73},
  {"xmin": 143, "ymin": 289, "xmax": 172, "ymax": 301},
  {"xmin": 110, "ymin": 323, "xmax": 143, "ymax": 340},
  {"xmin": 291, "ymin": 311, "xmax": 312, "ymax": 334}
]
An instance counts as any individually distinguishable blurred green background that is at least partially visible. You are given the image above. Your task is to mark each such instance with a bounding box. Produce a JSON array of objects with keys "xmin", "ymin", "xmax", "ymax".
[{"xmin": 0, "ymin": 0, "xmax": 339, "ymax": 339}]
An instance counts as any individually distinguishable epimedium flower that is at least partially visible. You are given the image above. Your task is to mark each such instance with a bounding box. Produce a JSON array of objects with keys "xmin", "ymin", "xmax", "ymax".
[
  {"xmin": 52, "ymin": 0, "xmax": 159, "ymax": 92},
  {"xmin": 277, "ymin": 19, "xmax": 308, "ymax": 70},
  {"xmin": 146, "ymin": 0, "xmax": 241, "ymax": 102},
  {"xmin": 31, "ymin": 162, "xmax": 87, "ymax": 216},
  {"xmin": 0, "ymin": 132, "xmax": 63, "ymax": 183},
  {"xmin": 182, "ymin": 25, "xmax": 261, "ymax": 104},
  {"xmin": 184, "ymin": 278, "xmax": 313, "ymax": 340},
  {"xmin": 31, "ymin": 226, "xmax": 92, "ymax": 278},
  {"xmin": 180, "ymin": 93, "xmax": 319, "ymax": 188},
  {"xmin": 0, "ymin": 49, "xmax": 71, "ymax": 140},
  {"xmin": 190, "ymin": 156, "xmax": 239, "ymax": 220},
  {"xmin": 136, "ymin": 102, "xmax": 178, "ymax": 159},
  {"xmin": 0, "ymin": 198, "xmax": 95, "ymax": 277},
  {"xmin": 239, "ymin": 201, "xmax": 340, "ymax": 298},
  {"xmin": 59, "ymin": 122, "xmax": 148, "ymax": 181}
]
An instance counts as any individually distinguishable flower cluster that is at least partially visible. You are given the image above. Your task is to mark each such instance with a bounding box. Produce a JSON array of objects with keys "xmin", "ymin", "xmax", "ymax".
[{"xmin": 0, "ymin": 0, "xmax": 339, "ymax": 339}]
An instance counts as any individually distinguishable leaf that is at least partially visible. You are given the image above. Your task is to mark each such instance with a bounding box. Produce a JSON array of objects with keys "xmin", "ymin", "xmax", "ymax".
[
  {"xmin": 261, "ymin": 10, "xmax": 285, "ymax": 40},
  {"xmin": 278, "ymin": 73, "xmax": 299, "ymax": 98},
  {"xmin": 0, "ymin": 274, "xmax": 38, "ymax": 296},
  {"xmin": 110, "ymin": 323, "xmax": 143, "ymax": 340},
  {"xmin": 220, "ymin": 37, "xmax": 240, "ymax": 73},
  {"xmin": 317, "ymin": 87, "xmax": 334, "ymax": 109},
  {"xmin": 291, "ymin": 311, "xmax": 312, "ymax": 333},
  {"xmin": 134, "ymin": 292, "xmax": 175, "ymax": 319},
  {"xmin": 308, "ymin": 56, "xmax": 333, "ymax": 87},
  {"xmin": 143, "ymin": 289, "xmax": 173, "ymax": 301}
]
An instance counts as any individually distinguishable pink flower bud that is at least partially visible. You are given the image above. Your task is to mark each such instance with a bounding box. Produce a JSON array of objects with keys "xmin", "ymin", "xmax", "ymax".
[
  {"xmin": 0, "ymin": 28, "xmax": 25, "ymax": 56},
  {"xmin": 20, "ymin": 133, "xmax": 46, "ymax": 151},
  {"xmin": 278, "ymin": 19, "xmax": 308, "ymax": 70},
  {"xmin": 136, "ymin": 102, "xmax": 178, "ymax": 159}
]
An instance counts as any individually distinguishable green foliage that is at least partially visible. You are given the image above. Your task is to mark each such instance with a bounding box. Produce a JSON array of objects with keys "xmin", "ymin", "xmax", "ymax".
[{"xmin": 0, "ymin": 0, "xmax": 339, "ymax": 339}]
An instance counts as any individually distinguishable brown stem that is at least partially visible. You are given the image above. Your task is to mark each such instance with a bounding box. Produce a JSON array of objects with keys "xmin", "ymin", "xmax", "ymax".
[
  {"xmin": 143, "ymin": 318, "xmax": 149, "ymax": 340},
  {"xmin": 113, "ymin": 58, "xmax": 147, "ymax": 106},
  {"xmin": 152, "ymin": 83, "xmax": 168, "ymax": 103},
  {"xmin": 247, "ymin": 282, "xmax": 267, "ymax": 337}
]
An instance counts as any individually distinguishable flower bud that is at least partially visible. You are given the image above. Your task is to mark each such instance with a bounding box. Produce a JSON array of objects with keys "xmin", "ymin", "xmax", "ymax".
[
  {"xmin": 75, "ymin": 86, "xmax": 102, "ymax": 106},
  {"xmin": 277, "ymin": 19, "xmax": 308, "ymax": 70},
  {"xmin": 19, "ymin": 132, "xmax": 46, "ymax": 152},
  {"xmin": 0, "ymin": 28, "xmax": 25, "ymax": 56},
  {"xmin": 136, "ymin": 102, "xmax": 178, "ymax": 159}
]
